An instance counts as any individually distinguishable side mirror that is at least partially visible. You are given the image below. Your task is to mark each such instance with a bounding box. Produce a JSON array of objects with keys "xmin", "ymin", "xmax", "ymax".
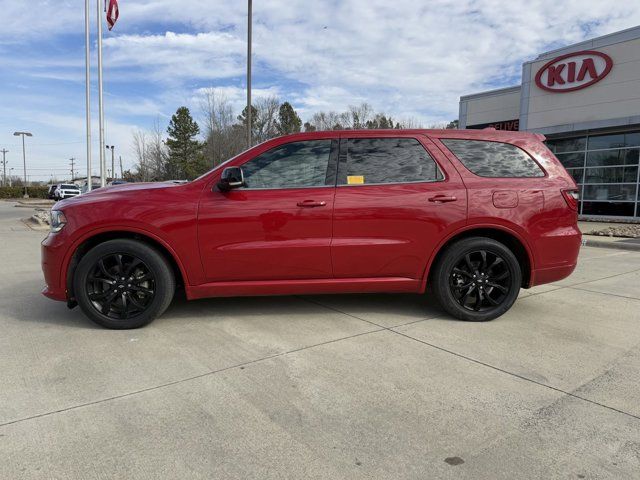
[{"xmin": 217, "ymin": 166, "xmax": 245, "ymax": 192}]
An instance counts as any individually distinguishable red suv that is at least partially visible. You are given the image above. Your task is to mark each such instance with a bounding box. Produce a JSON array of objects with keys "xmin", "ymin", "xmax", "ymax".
[{"xmin": 42, "ymin": 129, "xmax": 581, "ymax": 329}]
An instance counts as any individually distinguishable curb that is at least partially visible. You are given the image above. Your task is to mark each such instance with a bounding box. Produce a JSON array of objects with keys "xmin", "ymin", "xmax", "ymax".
[{"xmin": 582, "ymin": 237, "xmax": 640, "ymax": 252}]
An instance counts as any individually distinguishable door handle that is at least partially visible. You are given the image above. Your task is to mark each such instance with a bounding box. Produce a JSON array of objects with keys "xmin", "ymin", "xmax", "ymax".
[
  {"xmin": 297, "ymin": 200, "xmax": 327, "ymax": 208},
  {"xmin": 428, "ymin": 195, "xmax": 457, "ymax": 203}
]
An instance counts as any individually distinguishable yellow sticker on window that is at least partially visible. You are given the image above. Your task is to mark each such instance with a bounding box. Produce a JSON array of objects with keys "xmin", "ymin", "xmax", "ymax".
[{"xmin": 347, "ymin": 175, "xmax": 364, "ymax": 185}]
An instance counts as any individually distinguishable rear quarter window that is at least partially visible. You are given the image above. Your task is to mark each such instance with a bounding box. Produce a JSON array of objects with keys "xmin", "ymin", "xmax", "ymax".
[{"xmin": 441, "ymin": 139, "xmax": 545, "ymax": 178}]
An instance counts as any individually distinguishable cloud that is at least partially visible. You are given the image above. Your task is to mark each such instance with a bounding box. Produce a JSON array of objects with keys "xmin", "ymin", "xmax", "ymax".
[{"xmin": 4, "ymin": 0, "xmax": 640, "ymax": 180}]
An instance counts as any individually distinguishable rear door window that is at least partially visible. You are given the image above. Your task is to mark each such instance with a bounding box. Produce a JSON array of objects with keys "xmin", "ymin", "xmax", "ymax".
[
  {"xmin": 339, "ymin": 137, "xmax": 442, "ymax": 185},
  {"xmin": 441, "ymin": 139, "xmax": 544, "ymax": 178}
]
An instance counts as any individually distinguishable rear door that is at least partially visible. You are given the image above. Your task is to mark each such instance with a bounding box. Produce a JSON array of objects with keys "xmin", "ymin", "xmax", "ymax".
[{"xmin": 331, "ymin": 132, "xmax": 467, "ymax": 280}]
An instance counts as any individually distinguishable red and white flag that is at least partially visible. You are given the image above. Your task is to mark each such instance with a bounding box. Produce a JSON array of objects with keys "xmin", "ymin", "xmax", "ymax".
[{"xmin": 106, "ymin": 0, "xmax": 119, "ymax": 31}]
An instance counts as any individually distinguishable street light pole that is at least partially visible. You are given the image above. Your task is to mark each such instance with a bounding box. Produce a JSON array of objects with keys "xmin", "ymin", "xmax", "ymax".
[
  {"xmin": 0, "ymin": 149, "xmax": 8, "ymax": 187},
  {"xmin": 106, "ymin": 145, "xmax": 115, "ymax": 181},
  {"xmin": 9, "ymin": 168, "xmax": 14, "ymax": 187},
  {"xmin": 13, "ymin": 132, "xmax": 32, "ymax": 198},
  {"xmin": 247, "ymin": 0, "xmax": 252, "ymax": 149}
]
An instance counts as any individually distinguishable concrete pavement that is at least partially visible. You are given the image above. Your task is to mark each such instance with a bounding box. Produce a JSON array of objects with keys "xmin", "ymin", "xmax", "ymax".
[{"xmin": 1, "ymin": 201, "xmax": 640, "ymax": 479}]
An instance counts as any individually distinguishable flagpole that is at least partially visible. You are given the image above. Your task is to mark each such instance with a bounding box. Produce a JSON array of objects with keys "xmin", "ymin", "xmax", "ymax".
[
  {"xmin": 85, "ymin": 0, "xmax": 92, "ymax": 191},
  {"xmin": 247, "ymin": 0, "xmax": 252, "ymax": 149},
  {"xmin": 97, "ymin": 0, "xmax": 106, "ymax": 187}
]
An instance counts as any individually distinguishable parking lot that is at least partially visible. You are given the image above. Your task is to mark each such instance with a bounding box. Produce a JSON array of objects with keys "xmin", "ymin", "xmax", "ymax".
[{"xmin": 1, "ymin": 200, "xmax": 640, "ymax": 479}]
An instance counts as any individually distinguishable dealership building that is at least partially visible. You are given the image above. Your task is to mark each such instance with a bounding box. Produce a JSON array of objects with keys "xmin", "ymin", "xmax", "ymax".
[{"xmin": 459, "ymin": 26, "xmax": 640, "ymax": 219}]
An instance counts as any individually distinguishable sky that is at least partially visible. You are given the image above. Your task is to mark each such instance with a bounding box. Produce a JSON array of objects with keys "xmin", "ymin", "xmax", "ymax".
[{"xmin": 0, "ymin": 0, "xmax": 639, "ymax": 182}]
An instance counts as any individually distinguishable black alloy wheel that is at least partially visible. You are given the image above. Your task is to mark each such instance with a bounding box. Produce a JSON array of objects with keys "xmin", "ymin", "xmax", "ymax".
[
  {"xmin": 432, "ymin": 237, "xmax": 521, "ymax": 322},
  {"xmin": 74, "ymin": 239, "xmax": 175, "ymax": 329},
  {"xmin": 449, "ymin": 249, "xmax": 511, "ymax": 312},
  {"xmin": 86, "ymin": 253, "xmax": 156, "ymax": 320}
]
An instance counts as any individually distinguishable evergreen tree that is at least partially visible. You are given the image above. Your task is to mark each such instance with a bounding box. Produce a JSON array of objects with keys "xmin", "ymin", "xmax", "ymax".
[
  {"xmin": 237, "ymin": 105, "xmax": 259, "ymax": 139},
  {"xmin": 166, "ymin": 107, "xmax": 203, "ymax": 180},
  {"xmin": 277, "ymin": 102, "xmax": 302, "ymax": 135}
]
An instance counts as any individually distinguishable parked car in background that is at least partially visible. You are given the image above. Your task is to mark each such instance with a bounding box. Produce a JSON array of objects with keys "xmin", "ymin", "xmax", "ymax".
[
  {"xmin": 42, "ymin": 129, "xmax": 581, "ymax": 329},
  {"xmin": 53, "ymin": 184, "xmax": 81, "ymax": 200},
  {"xmin": 81, "ymin": 183, "xmax": 101, "ymax": 194},
  {"xmin": 47, "ymin": 185, "xmax": 59, "ymax": 199}
]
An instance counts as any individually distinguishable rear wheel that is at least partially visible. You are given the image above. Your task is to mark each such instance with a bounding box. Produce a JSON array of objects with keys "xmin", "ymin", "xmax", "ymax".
[
  {"xmin": 73, "ymin": 239, "xmax": 175, "ymax": 329},
  {"xmin": 432, "ymin": 237, "xmax": 521, "ymax": 322}
]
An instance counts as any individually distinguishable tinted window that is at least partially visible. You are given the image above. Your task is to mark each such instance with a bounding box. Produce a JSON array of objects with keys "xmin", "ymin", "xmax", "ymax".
[
  {"xmin": 242, "ymin": 140, "xmax": 332, "ymax": 189},
  {"xmin": 582, "ymin": 184, "xmax": 637, "ymax": 201},
  {"xmin": 588, "ymin": 132, "xmax": 640, "ymax": 150},
  {"xmin": 556, "ymin": 152, "xmax": 585, "ymax": 168},
  {"xmin": 586, "ymin": 149, "xmax": 639, "ymax": 167},
  {"xmin": 442, "ymin": 139, "xmax": 544, "ymax": 178},
  {"xmin": 584, "ymin": 166, "xmax": 638, "ymax": 184},
  {"xmin": 546, "ymin": 137, "xmax": 586, "ymax": 153},
  {"xmin": 341, "ymin": 138, "xmax": 441, "ymax": 185}
]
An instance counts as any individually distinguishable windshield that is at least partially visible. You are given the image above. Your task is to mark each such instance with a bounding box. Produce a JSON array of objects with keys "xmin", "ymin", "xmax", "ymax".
[{"xmin": 61, "ymin": 184, "xmax": 78, "ymax": 189}]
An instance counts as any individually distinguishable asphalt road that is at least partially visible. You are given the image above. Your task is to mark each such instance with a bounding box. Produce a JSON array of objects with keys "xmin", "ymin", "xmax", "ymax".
[{"xmin": 1, "ymin": 200, "xmax": 640, "ymax": 479}]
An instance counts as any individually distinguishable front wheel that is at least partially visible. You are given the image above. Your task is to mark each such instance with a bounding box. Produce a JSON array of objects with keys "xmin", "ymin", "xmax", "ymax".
[
  {"xmin": 73, "ymin": 239, "xmax": 175, "ymax": 329},
  {"xmin": 431, "ymin": 237, "xmax": 521, "ymax": 322}
]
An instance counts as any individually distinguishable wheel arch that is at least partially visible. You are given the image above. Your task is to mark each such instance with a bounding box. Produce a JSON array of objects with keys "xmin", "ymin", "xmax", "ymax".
[
  {"xmin": 65, "ymin": 229, "xmax": 188, "ymax": 302},
  {"xmin": 423, "ymin": 225, "xmax": 534, "ymax": 291}
]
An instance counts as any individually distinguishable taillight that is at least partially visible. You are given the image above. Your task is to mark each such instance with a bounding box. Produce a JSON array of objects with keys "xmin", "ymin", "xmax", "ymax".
[{"xmin": 561, "ymin": 189, "xmax": 579, "ymax": 211}]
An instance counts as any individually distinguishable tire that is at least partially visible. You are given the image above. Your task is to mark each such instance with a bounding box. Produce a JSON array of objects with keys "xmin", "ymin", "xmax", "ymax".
[
  {"xmin": 431, "ymin": 237, "xmax": 521, "ymax": 322},
  {"xmin": 73, "ymin": 239, "xmax": 175, "ymax": 329}
]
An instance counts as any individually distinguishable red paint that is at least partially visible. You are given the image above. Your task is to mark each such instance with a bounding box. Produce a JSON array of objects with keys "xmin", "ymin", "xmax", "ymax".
[
  {"xmin": 535, "ymin": 50, "xmax": 613, "ymax": 93},
  {"xmin": 42, "ymin": 129, "xmax": 580, "ymax": 305}
]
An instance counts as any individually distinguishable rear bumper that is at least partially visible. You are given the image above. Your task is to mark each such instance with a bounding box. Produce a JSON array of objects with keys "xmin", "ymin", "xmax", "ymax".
[
  {"xmin": 530, "ymin": 225, "xmax": 581, "ymax": 286},
  {"xmin": 41, "ymin": 232, "xmax": 69, "ymax": 302},
  {"xmin": 531, "ymin": 262, "xmax": 577, "ymax": 286}
]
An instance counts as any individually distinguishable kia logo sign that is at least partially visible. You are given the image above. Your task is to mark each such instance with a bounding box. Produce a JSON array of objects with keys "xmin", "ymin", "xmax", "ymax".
[{"xmin": 535, "ymin": 50, "xmax": 613, "ymax": 93}]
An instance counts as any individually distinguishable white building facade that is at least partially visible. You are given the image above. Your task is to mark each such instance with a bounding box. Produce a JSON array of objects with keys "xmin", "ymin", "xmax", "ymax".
[{"xmin": 459, "ymin": 26, "xmax": 640, "ymax": 219}]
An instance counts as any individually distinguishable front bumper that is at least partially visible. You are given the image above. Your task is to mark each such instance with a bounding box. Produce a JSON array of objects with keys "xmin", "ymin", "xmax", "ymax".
[{"xmin": 41, "ymin": 232, "xmax": 69, "ymax": 302}]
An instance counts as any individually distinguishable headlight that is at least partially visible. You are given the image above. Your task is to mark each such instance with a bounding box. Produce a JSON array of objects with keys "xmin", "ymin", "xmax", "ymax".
[{"xmin": 50, "ymin": 210, "xmax": 67, "ymax": 233}]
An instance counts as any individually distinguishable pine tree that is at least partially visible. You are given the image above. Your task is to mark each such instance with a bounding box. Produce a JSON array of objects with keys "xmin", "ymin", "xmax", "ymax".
[
  {"xmin": 277, "ymin": 102, "xmax": 302, "ymax": 135},
  {"xmin": 166, "ymin": 107, "xmax": 203, "ymax": 180},
  {"xmin": 237, "ymin": 105, "xmax": 259, "ymax": 139}
]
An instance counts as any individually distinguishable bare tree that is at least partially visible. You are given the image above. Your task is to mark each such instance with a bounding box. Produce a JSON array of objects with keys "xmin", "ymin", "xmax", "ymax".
[
  {"xmin": 132, "ymin": 129, "xmax": 149, "ymax": 181},
  {"xmin": 253, "ymin": 96, "xmax": 281, "ymax": 143},
  {"xmin": 201, "ymin": 88, "xmax": 246, "ymax": 167},
  {"xmin": 147, "ymin": 118, "xmax": 168, "ymax": 180},
  {"xmin": 347, "ymin": 103, "xmax": 374, "ymax": 129}
]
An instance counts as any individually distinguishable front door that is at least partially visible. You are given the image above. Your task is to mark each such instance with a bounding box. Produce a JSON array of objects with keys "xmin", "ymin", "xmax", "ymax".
[
  {"xmin": 198, "ymin": 138, "xmax": 338, "ymax": 282},
  {"xmin": 331, "ymin": 134, "xmax": 467, "ymax": 280}
]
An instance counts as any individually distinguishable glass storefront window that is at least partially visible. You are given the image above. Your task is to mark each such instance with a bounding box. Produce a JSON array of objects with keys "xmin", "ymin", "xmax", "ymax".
[
  {"xmin": 546, "ymin": 137, "xmax": 586, "ymax": 153},
  {"xmin": 588, "ymin": 132, "xmax": 640, "ymax": 150},
  {"xmin": 586, "ymin": 149, "xmax": 639, "ymax": 167},
  {"xmin": 582, "ymin": 202, "xmax": 636, "ymax": 217},
  {"xmin": 584, "ymin": 166, "xmax": 638, "ymax": 184},
  {"xmin": 547, "ymin": 130, "xmax": 639, "ymax": 217},
  {"xmin": 556, "ymin": 152, "xmax": 585, "ymax": 168},
  {"xmin": 582, "ymin": 184, "xmax": 637, "ymax": 201},
  {"xmin": 566, "ymin": 168, "xmax": 584, "ymax": 184}
]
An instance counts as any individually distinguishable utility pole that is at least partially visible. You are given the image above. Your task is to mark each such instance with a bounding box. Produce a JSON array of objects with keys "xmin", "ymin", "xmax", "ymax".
[
  {"xmin": 106, "ymin": 145, "xmax": 115, "ymax": 181},
  {"xmin": 247, "ymin": 0, "xmax": 252, "ymax": 149},
  {"xmin": 119, "ymin": 155, "xmax": 123, "ymax": 179},
  {"xmin": 13, "ymin": 131, "xmax": 32, "ymax": 198},
  {"xmin": 70, "ymin": 157, "xmax": 76, "ymax": 181},
  {"xmin": 9, "ymin": 168, "xmax": 14, "ymax": 187},
  {"xmin": 0, "ymin": 149, "xmax": 8, "ymax": 187}
]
